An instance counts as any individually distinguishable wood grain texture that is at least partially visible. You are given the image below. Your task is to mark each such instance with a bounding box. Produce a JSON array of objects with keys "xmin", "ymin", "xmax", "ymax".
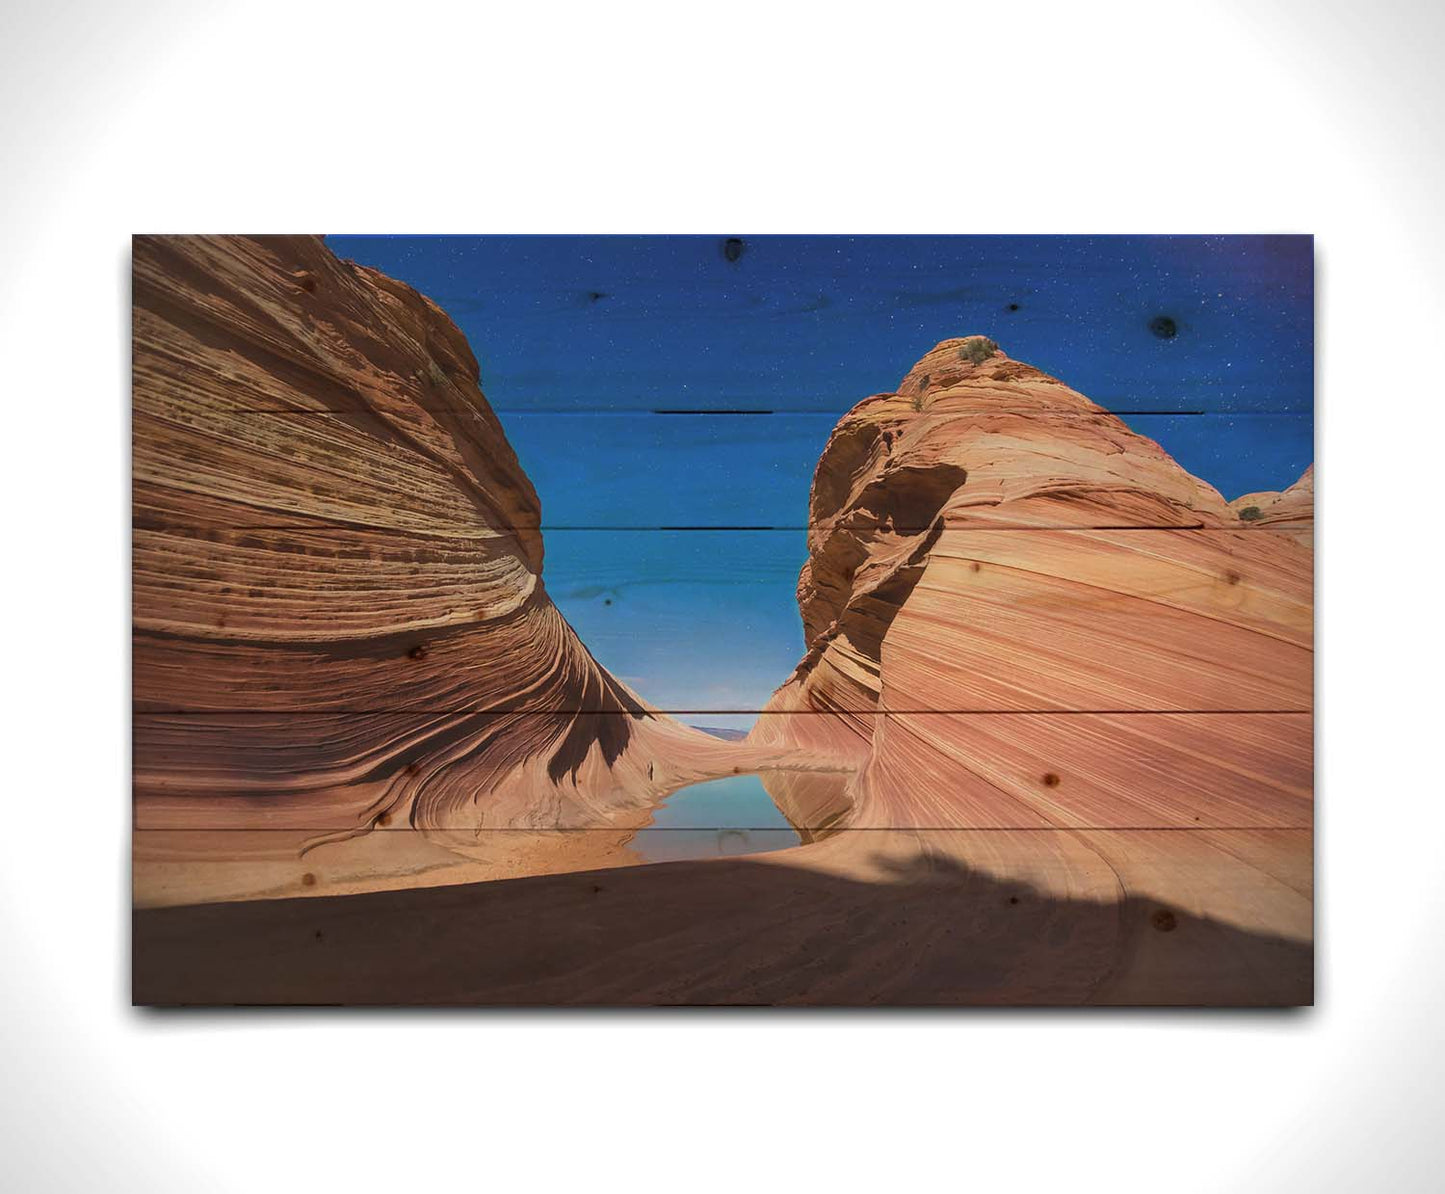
[
  {"xmin": 733, "ymin": 337, "xmax": 1314, "ymax": 996},
  {"xmin": 135, "ymin": 526, "xmax": 1309, "ymax": 713},
  {"xmin": 514, "ymin": 411, "xmax": 1310, "ymax": 528},
  {"xmin": 756, "ymin": 341, "xmax": 1313, "ymax": 730},
  {"xmin": 132, "ymin": 238, "xmax": 1313, "ymax": 1005},
  {"xmin": 134, "ymin": 711, "xmax": 1309, "ymax": 833},
  {"xmin": 133, "ymin": 826, "xmax": 1311, "ymax": 1005},
  {"xmin": 772, "ymin": 712, "xmax": 1311, "ymax": 833},
  {"xmin": 133, "ymin": 709, "xmax": 1309, "ymax": 909},
  {"xmin": 322, "ymin": 234, "xmax": 1310, "ymax": 415},
  {"xmin": 132, "ymin": 234, "xmax": 728, "ymax": 845},
  {"xmin": 132, "ymin": 712, "xmax": 844, "ymax": 833},
  {"xmin": 147, "ymin": 409, "xmax": 1308, "ymax": 529}
]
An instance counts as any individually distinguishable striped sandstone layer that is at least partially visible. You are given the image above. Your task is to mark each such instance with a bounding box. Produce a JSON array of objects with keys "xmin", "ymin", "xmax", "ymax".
[
  {"xmin": 133, "ymin": 312, "xmax": 1314, "ymax": 1002},
  {"xmin": 133, "ymin": 235, "xmax": 743, "ymax": 902},
  {"xmin": 752, "ymin": 337, "xmax": 1314, "ymax": 838}
]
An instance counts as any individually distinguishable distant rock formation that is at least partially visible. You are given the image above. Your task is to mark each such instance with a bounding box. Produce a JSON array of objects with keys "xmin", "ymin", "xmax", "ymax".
[
  {"xmin": 752, "ymin": 336, "xmax": 1314, "ymax": 835},
  {"xmin": 1231, "ymin": 464, "xmax": 1314, "ymax": 543},
  {"xmin": 133, "ymin": 236, "xmax": 710, "ymax": 863}
]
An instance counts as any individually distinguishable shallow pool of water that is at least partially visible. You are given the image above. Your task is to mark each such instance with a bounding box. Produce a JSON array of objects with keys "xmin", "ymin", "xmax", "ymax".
[{"xmin": 628, "ymin": 773, "xmax": 801, "ymax": 864}]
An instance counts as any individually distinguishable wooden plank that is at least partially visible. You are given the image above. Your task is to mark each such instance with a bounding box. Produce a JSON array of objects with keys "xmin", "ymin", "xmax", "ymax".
[
  {"xmin": 131, "ymin": 528, "xmax": 804, "ymax": 713},
  {"xmin": 509, "ymin": 411, "xmax": 1309, "ymax": 530},
  {"xmin": 133, "ymin": 710, "xmax": 1309, "ymax": 835},
  {"xmin": 129, "ymin": 234, "xmax": 1315, "ymax": 1008},
  {"xmin": 877, "ymin": 527, "xmax": 1311, "ymax": 712},
  {"xmin": 831, "ymin": 712, "xmax": 1311, "ymax": 830},
  {"xmin": 132, "ymin": 521, "xmax": 536, "ymax": 641},
  {"xmin": 135, "ymin": 409, "xmax": 1311, "ymax": 529},
  {"xmin": 135, "ymin": 527, "xmax": 1310, "ymax": 714},
  {"xmin": 133, "ymin": 234, "xmax": 496, "ymax": 417},
  {"xmin": 131, "ymin": 710, "xmax": 834, "ymax": 834},
  {"xmin": 132, "ymin": 826, "xmax": 806, "ymax": 908},
  {"xmin": 543, "ymin": 530, "xmax": 806, "ymax": 712},
  {"xmin": 325, "ymin": 234, "xmax": 1313, "ymax": 414},
  {"xmin": 132, "ymin": 406, "xmax": 540, "ymax": 535},
  {"xmin": 132, "ymin": 825, "xmax": 1312, "ymax": 1005}
]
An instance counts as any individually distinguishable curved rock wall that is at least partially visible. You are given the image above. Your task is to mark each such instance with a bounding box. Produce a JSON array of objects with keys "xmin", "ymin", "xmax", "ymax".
[
  {"xmin": 133, "ymin": 235, "xmax": 704, "ymax": 848},
  {"xmin": 752, "ymin": 336, "xmax": 1314, "ymax": 835}
]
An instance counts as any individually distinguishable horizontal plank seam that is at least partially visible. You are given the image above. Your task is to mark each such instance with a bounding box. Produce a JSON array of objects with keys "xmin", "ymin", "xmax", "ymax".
[
  {"xmin": 181, "ymin": 407, "xmax": 1312, "ymax": 417},
  {"xmin": 133, "ymin": 708, "xmax": 1313, "ymax": 716},
  {"xmin": 131, "ymin": 825, "xmax": 1314, "ymax": 833},
  {"xmin": 133, "ymin": 523, "xmax": 1256, "ymax": 532}
]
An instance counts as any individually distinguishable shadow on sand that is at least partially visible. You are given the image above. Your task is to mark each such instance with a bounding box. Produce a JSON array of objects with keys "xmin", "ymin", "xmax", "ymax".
[{"xmin": 133, "ymin": 844, "xmax": 1311, "ymax": 1007}]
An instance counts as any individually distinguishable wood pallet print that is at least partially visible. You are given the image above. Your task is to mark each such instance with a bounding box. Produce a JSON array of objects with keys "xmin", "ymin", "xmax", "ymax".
[{"xmin": 131, "ymin": 234, "xmax": 1314, "ymax": 1006}]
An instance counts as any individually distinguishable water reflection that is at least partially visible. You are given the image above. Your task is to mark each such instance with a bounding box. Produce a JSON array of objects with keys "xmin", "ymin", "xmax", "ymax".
[{"xmin": 628, "ymin": 773, "xmax": 801, "ymax": 864}]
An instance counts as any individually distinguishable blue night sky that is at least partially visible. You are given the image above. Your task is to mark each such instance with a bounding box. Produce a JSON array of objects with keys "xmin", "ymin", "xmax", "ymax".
[{"xmin": 329, "ymin": 236, "xmax": 1314, "ymax": 726}]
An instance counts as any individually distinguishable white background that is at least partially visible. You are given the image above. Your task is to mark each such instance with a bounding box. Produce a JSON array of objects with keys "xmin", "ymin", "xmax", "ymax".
[{"xmin": 2, "ymin": 0, "xmax": 1442, "ymax": 1190}]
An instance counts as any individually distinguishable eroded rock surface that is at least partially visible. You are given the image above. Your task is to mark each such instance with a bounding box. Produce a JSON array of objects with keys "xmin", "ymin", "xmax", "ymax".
[
  {"xmin": 133, "ymin": 235, "xmax": 719, "ymax": 899},
  {"xmin": 133, "ymin": 307, "xmax": 1315, "ymax": 1002},
  {"xmin": 752, "ymin": 336, "xmax": 1314, "ymax": 838},
  {"xmin": 1232, "ymin": 463, "xmax": 1315, "ymax": 542}
]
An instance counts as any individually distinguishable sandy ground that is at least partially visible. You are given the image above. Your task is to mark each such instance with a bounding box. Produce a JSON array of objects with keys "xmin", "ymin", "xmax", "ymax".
[
  {"xmin": 133, "ymin": 739, "xmax": 851, "ymax": 908},
  {"xmin": 134, "ymin": 730, "xmax": 1311, "ymax": 1006},
  {"xmin": 134, "ymin": 824, "xmax": 1311, "ymax": 1006}
]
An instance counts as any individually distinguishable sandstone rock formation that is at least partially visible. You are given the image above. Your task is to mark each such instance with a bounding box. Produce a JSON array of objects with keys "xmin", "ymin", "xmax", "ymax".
[
  {"xmin": 133, "ymin": 235, "xmax": 729, "ymax": 901},
  {"xmin": 752, "ymin": 336, "xmax": 1313, "ymax": 838},
  {"xmin": 133, "ymin": 266, "xmax": 1314, "ymax": 1003},
  {"xmin": 1232, "ymin": 463, "xmax": 1315, "ymax": 542}
]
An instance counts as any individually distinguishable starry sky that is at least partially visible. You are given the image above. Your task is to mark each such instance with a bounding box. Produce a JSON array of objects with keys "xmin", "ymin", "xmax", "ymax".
[{"xmin": 329, "ymin": 235, "xmax": 1314, "ymax": 725}]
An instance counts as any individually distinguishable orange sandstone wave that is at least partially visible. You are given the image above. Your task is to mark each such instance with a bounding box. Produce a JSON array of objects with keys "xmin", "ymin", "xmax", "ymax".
[
  {"xmin": 751, "ymin": 336, "xmax": 1314, "ymax": 838},
  {"xmin": 132, "ymin": 235, "xmax": 731, "ymax": 897}
]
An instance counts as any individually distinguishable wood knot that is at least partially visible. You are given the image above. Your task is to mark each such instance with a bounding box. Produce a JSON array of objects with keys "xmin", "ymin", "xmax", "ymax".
[
  {"xmin": 1151, "ymin": 909, "xmax": 1178, "ymax": 932},
  {"xmin": 1225, "ymin": 571, "xmax": 1242, "ymax": 586},
  {"xmin": 301, "ymin": 872, "xmax": 317, "ymax": 887},
  {"xmin": 970, "ymin": 561, "xmax": 982, "ymax": 572},
  {"xmin": 1042, "ymin": 772, "xmax": 1061, "ymax": 787}
]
